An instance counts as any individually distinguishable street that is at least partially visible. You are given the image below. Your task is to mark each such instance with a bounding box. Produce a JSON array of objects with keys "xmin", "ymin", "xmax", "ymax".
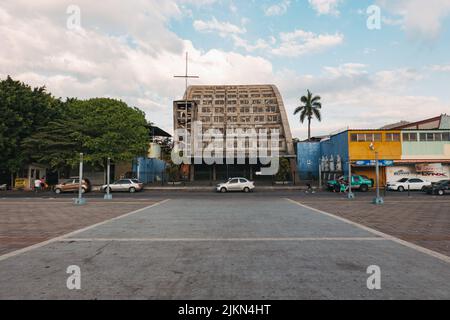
[{"xmin": 0, "ymin": 192, "xmax": 449, "ymax": 299}]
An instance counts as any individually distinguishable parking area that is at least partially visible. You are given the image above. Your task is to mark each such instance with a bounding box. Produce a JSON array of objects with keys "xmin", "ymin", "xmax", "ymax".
[{"xmin": 0, "ymin": 195, "xmax": 449, "ymax": 299}]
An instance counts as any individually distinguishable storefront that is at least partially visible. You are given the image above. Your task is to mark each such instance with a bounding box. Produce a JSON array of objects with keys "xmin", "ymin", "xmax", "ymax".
[
  {"xmin": 386, "ymin": 162, "xmax": 450, "ymax": 184},
  {"xmin": 352, "ymin": 160, "xmax": 395, "ymax": 187}
]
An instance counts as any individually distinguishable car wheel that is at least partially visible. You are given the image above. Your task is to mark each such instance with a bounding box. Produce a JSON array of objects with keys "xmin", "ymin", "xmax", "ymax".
[
  {"xmin": 360, "ymin": 184, "xmax": 369, "ymax": 193},
  {"xmin": 129, "ymin": 187, "xmax": 136, "ymax": 193},
  {"xmin": 421, "ymin": 186, "xmax": 427, "ymax": 192},
  {"xmin": 221, "ymin": 187, "xmax": 227, "ymax": 193},
  {"xmin": 334, "ymin": 185, "xmax": 341, "ymax": 193},
  {"xmin": 54, "ymin": 188, "xmax": 62, "ymax": 194},
  {"xmin": 243, "ymin": 187, "xmax": 250, "ymax": 193},
  {"xmin": 104, "ymin": 187, "xmax": 112, "ymax": 193},
  {"xmin": 438, "ymin": 190, "xmax": 444, "ymax": 196},
  {"xmin": 398, "ymin": 186, "xmax": 405, "ymax": 192}
]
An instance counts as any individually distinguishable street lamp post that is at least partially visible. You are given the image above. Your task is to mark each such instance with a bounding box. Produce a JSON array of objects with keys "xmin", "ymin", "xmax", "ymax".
[
  {"xmin": 348, "ymin": 160, "xmax": 355, "ymax": 200},
  {"xmin": 370, "ymin": 144, "xmax": 384, "ymax": 205},
  {"xmin": 74, "ymin": 153, "xmax": 86, "ymax": 205},
  {"xmin": 104, "ymin": 157, "xmax": 112, "ymax": 200},
  {"xmin": 318, "ymin": 159, "xmax": 322, "ymax": 190}
]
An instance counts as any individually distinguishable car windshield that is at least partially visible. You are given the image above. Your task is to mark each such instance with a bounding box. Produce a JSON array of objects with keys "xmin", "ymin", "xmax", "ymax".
[
  {"xmin": 131, "ymin": 180, "xmax": 140, "ymax": 183},
  {"xmin": 398, "ymin": 178, "xmax": 408, "ymax": 183}
]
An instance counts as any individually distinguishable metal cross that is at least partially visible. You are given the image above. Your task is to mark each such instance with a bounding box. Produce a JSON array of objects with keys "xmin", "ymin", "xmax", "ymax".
[{"xmin": 174, "ymin": 52, "xmax": 199, "ymax": 94}]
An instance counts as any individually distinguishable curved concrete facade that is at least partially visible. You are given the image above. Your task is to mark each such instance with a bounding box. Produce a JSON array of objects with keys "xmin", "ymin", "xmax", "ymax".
[
  {"xmin": 178, "ymin": 84, "xmax": 295, "ymax": 157},
  {"xmin": 174, "ymin": 84, "xmax": 297, "ymax": 182}
]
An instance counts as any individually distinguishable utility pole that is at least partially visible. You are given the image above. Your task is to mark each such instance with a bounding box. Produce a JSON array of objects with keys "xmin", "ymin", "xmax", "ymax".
[{"xmin": 174, "ymin": 52, "xmax": 200, "ymax": 182}]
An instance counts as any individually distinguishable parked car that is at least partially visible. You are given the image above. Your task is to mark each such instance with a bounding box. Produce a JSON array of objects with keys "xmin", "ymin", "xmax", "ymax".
[
  {"xmin": 427, "ymin": 180, "xmax": 450, "ymax": 196},
  {"xmin": 423, "ymin": 179, "xmax": 450, "ymax": 194},
  {"xmin": 216, "ymin": 178, "xmax": 255, "ymax": 193},
  {"xmin": 54, "ymin": 178, "xmax": 91, "ymax": 194},
  {"xmin": 387, "ymin": 178, "xmax": 431, "ymax": 192},
  {"xmin": 327, "ymin": 175, "xmax": 373, "ymax": 192},
  {"xmin": 101, "ymin": 179, "xmax": 144, "ymax": 193}
]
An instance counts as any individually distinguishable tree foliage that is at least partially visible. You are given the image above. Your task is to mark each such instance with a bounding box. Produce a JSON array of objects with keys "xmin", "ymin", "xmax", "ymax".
[
  {"xmin": 0, "ymin": 76, "xmax": 62, "ymax": 172},
  {"xmin": 276, "ymin": 158, "xmax": 291, "ymax": 181},
  {"xmin": 294, "ymin": 90, "xmax": 322, "ymax": 141},
  {"xmin": 23, "ymin": 98, "xmax": 149, "ymax": 168}
]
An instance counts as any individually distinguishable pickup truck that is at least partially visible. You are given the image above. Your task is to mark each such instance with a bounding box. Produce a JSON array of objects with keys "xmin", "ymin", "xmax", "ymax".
[{"xmin": 327, "ymin": 175, "xmax": 373, "ymax": 192}]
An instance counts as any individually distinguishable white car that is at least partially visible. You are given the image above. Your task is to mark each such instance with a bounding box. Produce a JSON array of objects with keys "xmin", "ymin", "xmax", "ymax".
[
  {"xmin": 101, "ymin": 179, "xmax": 144, "ymax": 193},
  {"xmin": 216, "ymin": 178, "xmax": 255, "ymax": 193},
  {"xmin": 387, "ymin": 178, "xmax": 431, "ymax": 192}
]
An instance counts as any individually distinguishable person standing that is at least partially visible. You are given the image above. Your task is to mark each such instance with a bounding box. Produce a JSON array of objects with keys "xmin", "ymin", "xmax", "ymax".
[{"xmin": 34, "ymin": 178, "xmax": 42, "ymax": 192}]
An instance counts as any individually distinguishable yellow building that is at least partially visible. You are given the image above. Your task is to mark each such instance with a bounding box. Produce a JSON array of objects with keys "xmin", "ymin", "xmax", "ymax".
[{"xmin": 348, "ymin": 130, "xmax": 402, "ymax": 186}]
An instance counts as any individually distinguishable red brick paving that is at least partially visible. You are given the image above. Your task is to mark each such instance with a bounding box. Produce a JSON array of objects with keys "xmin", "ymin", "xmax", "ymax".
[
  {"xmin": 0, "ymin": 200, "xmax": 157, "ymax": 255},
  {"xmin": 291, "ymin": 198, "xmax": 450, "ymax": 257}
]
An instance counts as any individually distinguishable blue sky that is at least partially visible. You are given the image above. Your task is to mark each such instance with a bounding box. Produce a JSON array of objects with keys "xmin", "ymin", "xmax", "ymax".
[{"xmin": 1, "ymin": 0, "xmax": 450, "ymax": 139}]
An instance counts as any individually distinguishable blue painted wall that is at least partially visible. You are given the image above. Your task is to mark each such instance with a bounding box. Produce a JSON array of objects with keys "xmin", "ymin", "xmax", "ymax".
[
  {"xmin": 133, "ymin": 157, "xmax": 167, "ymax": 184},
  {"xmin": 320, "ymin": 132, "xmax": 350, "ymax": 175},
  {"xmin": 297, "ymin": 142, "xmax": 321, "ymax": 179},
  {"xmin": 296, "ymin": 131, "xmax": 350, "ymax": 178}
]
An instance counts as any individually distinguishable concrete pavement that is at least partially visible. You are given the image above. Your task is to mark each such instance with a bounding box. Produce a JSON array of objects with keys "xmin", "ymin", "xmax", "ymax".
[{"xmin": 0, "ymin": 197, "xmax": 449, "ymax": 299}]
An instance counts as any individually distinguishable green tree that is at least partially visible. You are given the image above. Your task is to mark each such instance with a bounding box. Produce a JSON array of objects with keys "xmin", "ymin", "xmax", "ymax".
[
  {"xmin": 0, "ymin": 76, "xmax": 62, "ymax": 175},
  {"xmin": 276, "ymin": 158, "xmax": 291, "ymax": 181},
  {"xmin": 294, "ymin": 90, "xmax": 322, "ymax": 141},
  {"xmin": 23, "ymin": 98, "xmax": 149, "ymax": 169}
]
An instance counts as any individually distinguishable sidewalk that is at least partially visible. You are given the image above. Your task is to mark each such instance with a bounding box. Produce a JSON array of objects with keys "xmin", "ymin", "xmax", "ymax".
[{"xmin": 143, "ymin": 185, "xmax": 311, "ymax": 192}]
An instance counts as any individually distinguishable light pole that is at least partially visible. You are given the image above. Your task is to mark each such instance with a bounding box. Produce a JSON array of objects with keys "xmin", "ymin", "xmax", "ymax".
[
  {"xmin": 74, "ymin": 153, "xmax": 86, "ymax": 205},
  {"xmin": 348, "ymin": 159, "xmax": 355, "ymax": 200},
  {"xmin": 104, "ymin": 157, "xmax": 112, "ymax": 200},
  {"xmin": 318, "ymin": 159, "xmax": 322, "ymax": 190},
  {"xmin": 370, "ymin": 143, "xmax": 384, "ymax": 205}
]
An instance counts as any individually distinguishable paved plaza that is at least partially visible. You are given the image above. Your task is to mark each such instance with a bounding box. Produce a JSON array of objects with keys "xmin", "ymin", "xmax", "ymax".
[{"xmin": 0, "ymin": 193, "xmax": 449, "ymax": 299}]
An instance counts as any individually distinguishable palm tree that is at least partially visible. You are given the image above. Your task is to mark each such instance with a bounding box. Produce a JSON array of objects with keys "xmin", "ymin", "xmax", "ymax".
[{"xmin": 294, "ymin": 90, "xmax": 322, "ymax": 141}]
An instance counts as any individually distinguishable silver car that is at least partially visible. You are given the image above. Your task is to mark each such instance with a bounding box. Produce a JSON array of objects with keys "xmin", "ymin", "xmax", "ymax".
[
  {"xmin": 102, "ymin": 179, "xmax": 144, "ymax": 193},
  {"xmin": 216, "ymin": 178, "xmax": 255, "ymax": 193}
]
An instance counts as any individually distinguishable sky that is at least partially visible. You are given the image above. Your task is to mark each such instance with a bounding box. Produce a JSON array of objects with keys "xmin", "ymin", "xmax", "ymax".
[{"xmin": 1, "ymin": 0, "xmax": 450, "ymax": 139}]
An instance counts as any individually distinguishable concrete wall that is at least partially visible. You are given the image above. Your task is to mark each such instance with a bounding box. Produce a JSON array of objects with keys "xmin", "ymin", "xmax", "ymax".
[{"xmin": 402, "ymin": 131, "xmax": 450, "ymax": 160}]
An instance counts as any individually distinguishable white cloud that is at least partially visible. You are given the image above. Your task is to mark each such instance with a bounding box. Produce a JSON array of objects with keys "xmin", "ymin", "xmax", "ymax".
[
  {"xmin": 0, "ymin": 1, "xmax": 272, "ymax": 132},
  {"xmin": 271, "ymin": 29, "xmax": 344, "ymax": 57},
  {"xmin": 193, "ymin": 17, "xmax": 246, "ymax": 37},
  {"xmin": 377, "ymin": 0, "xmax": 450, "ymax": 40},
  {"xmin": 275, "ymin": 64, "xmax": 448, "ymax": 138},
  {"xmin": 429, "ymin": 64, "xmax": 450, "ymax": 73},
  {"xmin": 0, "ymin": 0, "xmax": 448, "ymax": 141},
  {"xmin": 231, "ymin": 35, "xmax": 271, "ymax": 52},
  {"xmin": 308, "ymin": 0, "xmax": 341, "ymax": 16},
  {"xmin": 264, "ymin": 0, "xmax": 291, "ymax": 16}
]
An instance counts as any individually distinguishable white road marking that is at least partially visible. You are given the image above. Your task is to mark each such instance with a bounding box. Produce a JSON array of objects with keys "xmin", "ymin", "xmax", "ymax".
[
  {"xmin": 285, "ymin": 198, "xmax": 450, "ymax": 265},
  {"xmin": 0, "ymin": 199, "xmax": 171, "ymax": 263},
  {"xmin": 59, "ymin": 237, "xmax": 387, "ymax": 242}
]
